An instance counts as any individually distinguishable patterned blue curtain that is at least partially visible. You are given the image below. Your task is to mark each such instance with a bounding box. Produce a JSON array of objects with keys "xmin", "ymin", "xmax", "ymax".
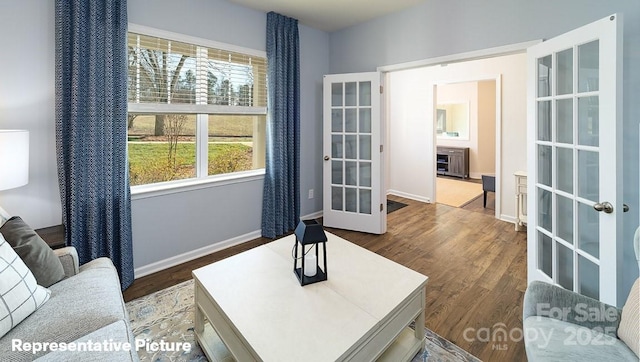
[
  {"xmin": 55, "ymin": 0, "xmax": 133, "ymax": 290},
  {"xmin": 262, "ymin": 12, "xmax": 301, "ymax": 238}
]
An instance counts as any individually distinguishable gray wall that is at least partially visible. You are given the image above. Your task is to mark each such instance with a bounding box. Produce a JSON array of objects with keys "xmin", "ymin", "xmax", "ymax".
[
  {"xmin": 329, "ymin": 0, "xmax": 640, "ymax": 300},
  {"xmin": 0, "ymin": 0, "xmax": 329, "ymax": 273},
  {"xmin": 0, "ymin": 1, "xmax": 59, "ymax": 228}
]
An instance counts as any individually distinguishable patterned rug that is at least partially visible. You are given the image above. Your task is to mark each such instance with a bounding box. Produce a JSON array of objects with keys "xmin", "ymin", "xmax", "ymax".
[{"xmin": 126, "ymin": 279, "xmax": 480, "ymax": 362}]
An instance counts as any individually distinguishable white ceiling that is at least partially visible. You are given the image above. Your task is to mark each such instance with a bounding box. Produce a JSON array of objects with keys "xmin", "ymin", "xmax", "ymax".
[{"xmin": 226, "ymin": 0, "xmax": 428, "ymax": 32}]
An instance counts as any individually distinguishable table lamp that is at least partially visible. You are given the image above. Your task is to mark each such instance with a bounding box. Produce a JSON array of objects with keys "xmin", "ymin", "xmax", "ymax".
[{"xmin": 0, "ymin": 130, "xmax": 30, "ymax": 191}]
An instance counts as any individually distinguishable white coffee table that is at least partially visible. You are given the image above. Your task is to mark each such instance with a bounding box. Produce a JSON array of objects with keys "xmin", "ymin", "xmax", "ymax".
[{"xmin": 192, "ymin": 232, "xmax": 428, "ymax": 361}]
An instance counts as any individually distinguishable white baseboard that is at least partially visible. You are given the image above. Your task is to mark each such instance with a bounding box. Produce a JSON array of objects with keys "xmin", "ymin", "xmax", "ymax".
[
  {"xmin": 133, "ymin": 210, "xmax": 324, "ymax": 279},
  {"xmin": 301, "ymin": 210, "xmax": 323, "ymax": 220},
  {"xmin": 500, "ymin": 214, "xmax": 517, "ymax": 224},
  {"xmin": 134, "ymin": 230, "xmax": 262, "ymax": 279},
  {"xmin": 387, "ymin": 189, "xmax": 431, "ymax": 203}
]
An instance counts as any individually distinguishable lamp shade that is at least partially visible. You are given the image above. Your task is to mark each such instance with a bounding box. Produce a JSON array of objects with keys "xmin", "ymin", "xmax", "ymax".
[{"xmin": 0, "ymin": 130, "xmax": 29, "ymax": 191}]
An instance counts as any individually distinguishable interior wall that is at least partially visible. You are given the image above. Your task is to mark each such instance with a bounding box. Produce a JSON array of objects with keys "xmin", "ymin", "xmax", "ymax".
[
  {"xmin": 388, "ymin": 53, "xmax": 526, "ymax": 219},
  {"xmin": 477, "ymin": 80, "xmax": 497, "ymax": 176}
]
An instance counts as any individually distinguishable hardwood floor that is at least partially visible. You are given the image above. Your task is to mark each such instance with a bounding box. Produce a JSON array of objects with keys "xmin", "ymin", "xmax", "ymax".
[{"xmin": 123, "ymin": 195, "xmax": 527, "ymax": 361}]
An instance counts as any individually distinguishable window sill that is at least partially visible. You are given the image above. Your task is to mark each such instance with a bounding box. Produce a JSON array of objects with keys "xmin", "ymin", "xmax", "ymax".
[{"xmin": 130, "ymin": 169, "xmax": 265, "ymax": 200}]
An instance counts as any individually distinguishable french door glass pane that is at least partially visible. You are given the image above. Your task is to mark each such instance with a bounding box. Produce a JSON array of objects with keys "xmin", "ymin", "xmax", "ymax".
[
  {"xmin": 538, "ymin": 231, "xmax": 553, "ymax": 278},
  {"xmin": 556, "ymin": 99, "xmax": 573, "ymax": 144},
  {"xmin": 345, "ymin": 161, "xmax": 357, "ymax": 186},
  {"xmin": 359, "ymin": 82, "xmax": 371, "ymax": 107},
  {"xmin": 556, "ymin": 195, "xmax": 574, "ymax": 244},
  {"xmin": 359, "ymin": 162, "xmax": 371, "ymax": 187},
  {"xmin": 557, "ymin": 243, "xmax": 574, "ymax": 290},
  {"xmin": 359, "ymin": 135, "xmax": 371, "ymax": 160},
  {"xmin": 578, "ymin": 255, "xmax": 599, "ymax": 300},
  {"xmin": 577, "ymin": 150, "xmax": 599, "ymax": 201},
  {"xmin": 345, "ymin": 82, "xmax": 357, "ymax": 106},
  {"xmin": 332, "ymin": 187, "xmax": 342, "ymax": 211},
  {"xmin": 345, "ymin": 187, "xmax": 357, "ymax": 212},
  {"xmin": 557, "ymin": 147, "xmax": 573, "ymax": 194},
  {"xmin": 359, "ymin": 189, "xmax": 371, "ymax": 215},
  {"xmin": 359, "ymin": 108, "xmax": 372, "ymax": 133},
  {"xmin": 538, "ymin": 145, "xmax": 552, "ymax": 187},
  {"xmin": 331, "ymin": 109, "xmax": 343, "ymax": 132},
  {"xmin": 538, "ymin": 56, "xmax": 552, "ymax": 97},
  {"xmin": 331, "ymin": 161, "xmax": 342, "ymax": 184},
  {"xmin": 578, "ymin": 96, "xmax": 599, "ymax": 146},
  {"xmin": 331, "ymin": 83, "xmax": 343, "ymax": 106},
  {"xmin": 578, "ymin": 40, "xmax": 599, "ymax": 92},
  {"xmin": 577, "ymin": 201, "xmax": 599, "ymax": 258},
  {"xmin": 345, "ymin": 109, "xmax": 357, "ymax": 132},
  {"xmin": 537, "ymin": 101, "xmax": 552, "ymax": 141},
  {"xmin": 332, "ymin": 135, "xmax": 343, "ymax": 158},
  {"xmin": 538, "ymin": 188, "xmax": 552, "ymax": 233},
  {"xmin": 557, "ymin": 48, "xmax": 574, "ymax": 95},
  {"xmin": 330, "ymin": 79, "xmax": 376, "ymax": 218},
  {"xmin": 345, "ymin": 135, "xmax": 357, "ymax": 159}
]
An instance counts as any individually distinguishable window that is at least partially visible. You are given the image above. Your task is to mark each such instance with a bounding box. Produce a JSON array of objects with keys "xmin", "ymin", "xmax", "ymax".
[{"xmin": 127, "ymin": 26, "xmax": 267, "ymax": 188}]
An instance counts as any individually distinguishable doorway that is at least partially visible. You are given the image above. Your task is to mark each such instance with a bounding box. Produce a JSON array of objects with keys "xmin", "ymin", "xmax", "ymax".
[
  {"xmin": 385, "ymin": 50, "xmax": 527, "ymax": 223},
  {"xmin": 434, "ymin": 80, "xmax": 497, "ymax": 211}
]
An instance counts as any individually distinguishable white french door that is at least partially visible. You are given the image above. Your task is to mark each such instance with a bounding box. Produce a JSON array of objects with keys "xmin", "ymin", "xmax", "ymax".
[
  {"xmin": 527, "ymin": 14, "xmax": 623, "ymax": 306},
  {"xmin": 322, "ymin": 72, "xmax": 386, "ymax": 234}
]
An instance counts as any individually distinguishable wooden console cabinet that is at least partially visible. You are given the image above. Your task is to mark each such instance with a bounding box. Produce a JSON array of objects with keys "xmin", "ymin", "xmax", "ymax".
[{"xmin": 436, "ymin": 146, "xmax": 469, "ymax": 179}]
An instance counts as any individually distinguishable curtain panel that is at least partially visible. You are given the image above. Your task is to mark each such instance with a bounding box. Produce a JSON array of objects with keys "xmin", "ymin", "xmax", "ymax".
[
  {"xmin": 262, "ymin": 12, "xmax": 301, "ymax": 238},
  {"xmin": 55, "ymin": 0, "xmax": 134, "ymax": 290}
]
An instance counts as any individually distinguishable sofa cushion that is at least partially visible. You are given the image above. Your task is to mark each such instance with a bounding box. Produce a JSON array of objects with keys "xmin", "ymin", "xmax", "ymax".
[
  {"xmin": 0, "ymin": 258, "xmax": 129, "ymax": 360},
  {"xmin": 618, "ymin": 278, "xmax": 639, "ymax": 357},
  {"xmin": 0, "ymin": 233, "xmax": 50, "ymax": 339},
  {"xmin": 0, "ymin": 217, "xmax": 65, "ymax": 287},
  {"xmin": 524, "ymin": 316, "xmax": 637, "ymax": 361}
]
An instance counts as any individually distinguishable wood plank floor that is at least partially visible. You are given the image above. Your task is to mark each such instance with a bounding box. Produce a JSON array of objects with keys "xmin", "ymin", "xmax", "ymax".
[{"xmin": 123, "ymin": 195, "xmax": 527, "ymax": 361}]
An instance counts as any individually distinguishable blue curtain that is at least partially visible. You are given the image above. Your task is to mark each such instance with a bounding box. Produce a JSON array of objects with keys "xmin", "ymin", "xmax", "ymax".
[
  {"xmin": 55, "ymin": 0, "xmax": 134, "ymax": 290},
  {"xmin": 262, "ymin": 12, "xmax": 301, "ymax": 238}
]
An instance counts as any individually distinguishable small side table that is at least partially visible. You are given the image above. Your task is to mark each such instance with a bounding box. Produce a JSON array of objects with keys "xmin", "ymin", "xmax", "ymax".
[
  {"xmin": 481, "ymin": 175, "xmax": 495, "ymax": 208},
  {"xmin": 515, "ymin": 171, "xmax": 528, "ymax": 231},
  {"xmin": 35, "ymin": 224, "xmax": 66, "ymax": 249}
]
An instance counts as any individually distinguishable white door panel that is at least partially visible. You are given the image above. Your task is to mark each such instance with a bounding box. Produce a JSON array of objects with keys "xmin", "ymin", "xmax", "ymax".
[
  {"xmin": 323, "ymin": 72, "xmax": 386, "ymax": 234},
  {"xmin": 527, "ymin": 14, "xmax": 623, "ymax": 305}
]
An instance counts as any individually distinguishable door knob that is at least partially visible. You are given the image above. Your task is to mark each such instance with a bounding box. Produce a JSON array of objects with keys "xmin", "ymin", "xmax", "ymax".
[
  {"xmin": 623, "ymin": 204, "xmax": 629, "ymax": 212},
  {"xmin": 593, "ymin": 202, "xmax": 614, "ymax": 214},
  {"xmin": 324, "ymin": 155, "xmax": 330, "ymax": 161}
]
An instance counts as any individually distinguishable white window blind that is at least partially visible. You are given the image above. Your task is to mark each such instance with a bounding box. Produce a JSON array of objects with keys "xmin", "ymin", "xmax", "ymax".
[{"xmin": 127, "ymin": 32, "xmax": 267, "ymax": 111}]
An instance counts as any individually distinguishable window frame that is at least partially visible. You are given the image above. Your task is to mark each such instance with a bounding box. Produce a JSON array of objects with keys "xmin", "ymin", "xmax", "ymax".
[{"xmin": 127, "ymin": 24, "xmax": 267, "ymax": 199}]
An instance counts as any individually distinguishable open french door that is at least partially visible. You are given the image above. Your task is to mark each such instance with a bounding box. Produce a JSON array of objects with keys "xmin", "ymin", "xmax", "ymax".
[
  {"xmin": 527, "ymin": 14, "xmax": 623, "ymax": 306},
  {"xmin": 322, "ymin": 72, "xmax": 386, "ymax": 234}
]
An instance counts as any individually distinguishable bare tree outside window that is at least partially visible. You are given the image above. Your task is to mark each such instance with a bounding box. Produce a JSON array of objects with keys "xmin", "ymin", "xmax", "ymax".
[{"xmin": 126, "ymin": 31, "xmax": 266, "ymax": 186}]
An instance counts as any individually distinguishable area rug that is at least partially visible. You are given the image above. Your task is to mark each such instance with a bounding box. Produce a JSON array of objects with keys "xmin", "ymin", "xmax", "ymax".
[
  {"xmin": 436, "ymin": 177, "xmax": 483, "ymax": 208},
  {"xmin": 387, "ymin": 199, "xmax": 408, "ymax": 214},
  {"xmin": 126, "ymin": 279, "xmax": 480, "ymax": 362}
]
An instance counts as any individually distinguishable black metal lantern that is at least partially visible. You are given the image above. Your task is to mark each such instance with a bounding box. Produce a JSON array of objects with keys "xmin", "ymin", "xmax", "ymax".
[{"xmin": 293, "ymin": 219, "xmax": 328, "ymax": 286}]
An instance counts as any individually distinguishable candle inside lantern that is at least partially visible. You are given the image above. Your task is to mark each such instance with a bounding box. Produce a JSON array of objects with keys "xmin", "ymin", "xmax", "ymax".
[{"xmin": 304, "ymin": 252, "xmax": 317, "ymax": 277}]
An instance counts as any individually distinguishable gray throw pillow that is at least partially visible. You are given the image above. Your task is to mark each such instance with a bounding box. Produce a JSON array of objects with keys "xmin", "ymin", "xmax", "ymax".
[{"xmin": 0, "ymin": 217, "xmax": 65, "ymax": 287}]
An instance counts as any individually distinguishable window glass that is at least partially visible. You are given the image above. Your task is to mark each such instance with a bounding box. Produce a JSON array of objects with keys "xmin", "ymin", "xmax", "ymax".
[{"xmin": 127, "ymin": 30, "xmax": 267, "ymax": 187}]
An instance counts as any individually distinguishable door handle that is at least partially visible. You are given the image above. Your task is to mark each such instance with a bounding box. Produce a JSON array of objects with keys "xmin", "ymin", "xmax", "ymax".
[
  {"xmin": 593, "ymin": 202, "xmax": 614, "ymax": 214},
  {"xmin": 623, "ymin": 204, "xmax": 629, "ymax": 212},
  {"xmin": 324, "ymin": 155, "xmax": 330, "ymax": 161}
]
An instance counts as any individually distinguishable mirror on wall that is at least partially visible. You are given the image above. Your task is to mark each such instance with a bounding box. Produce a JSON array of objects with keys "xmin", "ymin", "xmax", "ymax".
[{"xmin": 436, "ymin": 102, "xmax": 469, "ymax": 140}]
